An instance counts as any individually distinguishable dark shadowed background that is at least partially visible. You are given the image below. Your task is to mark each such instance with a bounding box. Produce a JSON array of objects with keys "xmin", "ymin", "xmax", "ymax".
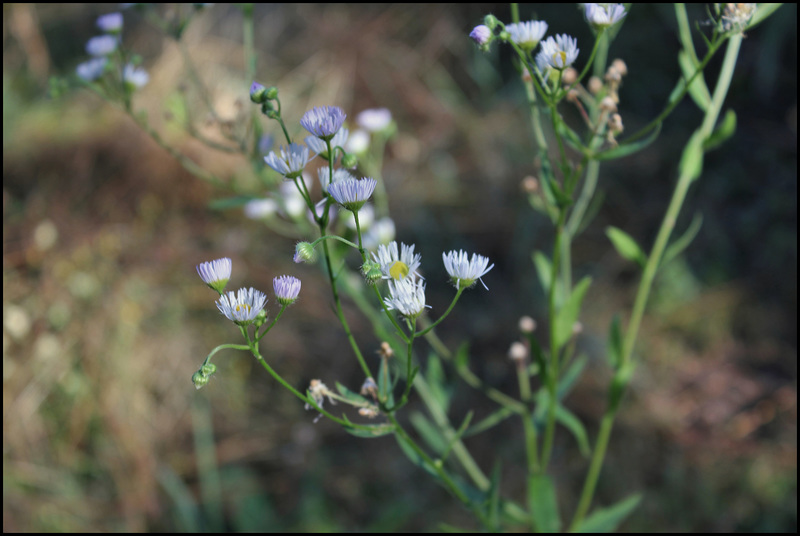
[{"xmin": 3, "ymin": 4, "xmax": 796, "ymax": 532}]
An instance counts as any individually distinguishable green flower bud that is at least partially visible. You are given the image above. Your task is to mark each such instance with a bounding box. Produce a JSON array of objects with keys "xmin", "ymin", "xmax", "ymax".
[
  {"xmin": 341, "ymin": 153, "xmax": 358, "ymax": 169},
  {"xmin": 265, "ymin": 86, "xmax": 279, "ymax": 100},
  {"xmin": 293, "ymin": 242, "xmax": 318, "ymax": 264},
  {"xmin": 483, "ymin": 14, "xmax": 499, "ymax": 30},
  {"xmin": 201, "ymin": 363, "xmax": 217, "ymax": 376},
  {"xmin": 192, "ymin": 370, "xmax": 210, "ymax": 390}
]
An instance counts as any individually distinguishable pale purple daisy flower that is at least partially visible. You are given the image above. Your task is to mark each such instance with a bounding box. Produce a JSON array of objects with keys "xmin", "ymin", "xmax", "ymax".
[
  {"xmin": 123, "ymin": 64, "xmax": 149, "ymax": 89},
  {"xmin": 216, "ymin": 287, "xmax": 267, "ymax": 325},
  {"xmin": 356, "ymin": 108, "xmax": 392, "ymax": 132},
  {"xmin": 96, "ymin": 12, "xmax": 123, "ymax": 33},
  {"xmin": 317, "ymin": 167, "xmax": 355, "ymax": 193},
  {"xmin": 506, "ymin": 20, "xmax": 548, "ymax": 50},
  {"xmin": 197, "ymin": 257, "xmax": 232, "ymax": 293},
  {"xmin": 264, "ymin": 143, "xmax": 310, "ymax": 179},
  {"xmin": 76, "ymin": 57, "xmax": 107, "ymax": 81},
  {"xmin": 469, "ymin": 24, "xmax": 492, "ymax": 46},
  {"xmin": 584, "ymin": 4, "xmax": 627, "ymax": 29},
  {"xmin": 372, "ymin": 241, "xmax": 422, "ymax": 281},
  {"xmin": 384, "ymin": 276, "xmax": 429, "ymax": 319},
  {"xmin": 300, "ymin": 106, "xmax": 346, "ymax": 141},
  {"xmin": 535, "ymin": 34, "xmax": 579, "ymax": 71},
  {"xmin": 327, "ymin": 177, "xmax": 377, "ymax": 212},
  {"xmin": 86, "ymin": 35, "xmax": 118, "ymax": 56},
  {"xmin": 273, "ymin": 275, "xmax": 302, "ymax": 306},
  {"xmin": 442, "ymin": 250, "xmax": 494, "ymax": 290},
  {"xmin": 305, "ymin": 127, "xmax": 348, "ymax": 159}
]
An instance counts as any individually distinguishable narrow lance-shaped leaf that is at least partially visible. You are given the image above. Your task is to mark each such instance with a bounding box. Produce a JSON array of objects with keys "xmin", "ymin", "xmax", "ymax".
[
  {"xmin": 528, "ymin": 474, "xmax": 561, "ymax": 533},
  {"xmin": 606, "ymin": 226, "xmax": 646, "ymax": 269},
  {"xmin": 554, "ymin": 276, "xmax": 592, "ymax": 351},
  {"xmin": 661, "ymin": 212, "xmax": 703, "ymax": 268},
  {"xmin": 593, "ymin": 122, "xmax": 661, "ymax": 161},
  {"xmin": 703, "ymin": 109, "xmax": 736, "ymax": 152},
  {"xmin": 678, "ymin": 49, "xmax": 711, "ymax": 112},
  {"xmin": 573, "ymin": 493, "xmax": 642, "ymax": 533}
]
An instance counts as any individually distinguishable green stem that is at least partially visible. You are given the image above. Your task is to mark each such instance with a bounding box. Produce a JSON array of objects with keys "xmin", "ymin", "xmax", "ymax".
[{"xmin": 569, "ymin": 33, "xmax": 744, "ymax": 530}]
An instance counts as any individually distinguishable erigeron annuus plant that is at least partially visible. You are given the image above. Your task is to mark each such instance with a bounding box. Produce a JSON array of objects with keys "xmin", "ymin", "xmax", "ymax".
[{"xmin": 66, "ymin": 3, "xmax": 782, "ymax": 531}]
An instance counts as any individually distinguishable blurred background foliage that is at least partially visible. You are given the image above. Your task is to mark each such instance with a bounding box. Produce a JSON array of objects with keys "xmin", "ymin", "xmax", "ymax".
[{"xmin": 3, "ymin": 3, "xmax": 796, "ymax": 532}]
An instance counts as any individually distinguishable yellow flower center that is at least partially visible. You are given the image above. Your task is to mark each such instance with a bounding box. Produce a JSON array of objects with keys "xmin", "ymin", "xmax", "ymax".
[
  {"xmin": 235, "ymin": 303, "xmax": 252, "ymax": 314},
  {"xmin": 389, "ymin": 261, "xmax": 409, "ymax": 280},
  {"xmin": 552, "ymin": 50, "xmax": 567, "ymax": 68}
]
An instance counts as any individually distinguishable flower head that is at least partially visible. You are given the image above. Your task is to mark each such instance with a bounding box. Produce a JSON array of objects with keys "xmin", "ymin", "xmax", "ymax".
[
  {"xmin": 356, "ymin": 108, "xmax": 392, "ymax": 132},
  {"xmin": 123, "ymin": 64, "xmax": 149, "ymax": 90},
  {"xmin": 305, "ymin": 379, "xmax": 336, "ymax": 412},
  {"xmin": 372, "ymin": 241, "xmax": 422, "ymax": 281},
  {"xmin": 216, "ymin": 287, "xmax": 267, "ymax": 325},
  {"xmin": 469, "ymin": 24, "xmax": 493, "ymax": 46},
  {"xmin": 97, "ymin": 12, "xmax": 123, "ymax": 33},
  {"xmin": 536, "ymin": 34, "xmax": 579, "ymax": 71},
  {"xmin": 317, "ymin": 167, "xmax": 355, "ymax": 193},
  {"xmin": 384, "ymin": 276, "xmax": 429, "ymax": 319},
  {"xmin": 264, "ymin": 143, "xmax": 310, "ymax": 179},
  {"xmin": 327, "ymin": 177, "xmax": 377, "ymax": 212},
  {"xmin": 300, "ymin": 106, "xmax": 346, "ymax": 141},
  {"xmin": 506, "ymin": 20, "xmax": 548, "ymax": 51},
  {"xmin": 273, "ymin": 275, "xmax": 301, "ymax": 306},
  {"xmin": 584, "ymin": 4, "xmax": 627, "ymax": 30},
  {"xmin": 86, "ymin": 34, "xmax": 118, "ymax": 56},
  {"xmin": 243, "ymin": 198, "xmax": 278, "ymax": 220},
  {"xmin": 442, "ymin": 250, "xmax": 494, "ymax": 290},
  {"xmin": 720, "ymin": 3, "xmax": 757, "ymax": 33},
  {"xmin": 305, "ymin": 127, "xmax": 348, "ymax": 160},
  {"xmin": 76, "ymin": 57, "xmax": 108, "ymax": 81},
  {"xmin": 196, "ymin": 257, "xmax": 232, "ymax": 293}
]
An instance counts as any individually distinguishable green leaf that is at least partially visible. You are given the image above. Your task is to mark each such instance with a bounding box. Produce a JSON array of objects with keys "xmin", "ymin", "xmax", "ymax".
[
  {"xmin": 662, "ymin": 212, "xmax": 703, "ymax": 267},
  {"xmin": 749, "ymin": 4, "xmax": 783, "ymax": 29},
  {"xmin": 465, "ymin": 407, "xmax": 515, "ymax": 437},
  {"xmin": 576, "ymin": 189, "xmax": 606, "ymax": 236},
  {"xmin": 539, "ymin": 151, "xmax": 572, "ymax": 208},
  {"xmin": 454, "ymin": 342, "xmax": 470, "ymax": 370},
  {"xmin": 608, "ymin": 362, "xmax": 636, "ymax": 413},
  {"xmin": 678, "ymin": 49, "xmax": 711, "ymax": 111},
  {"xmin": 533, "ymin": 251, "xmax": 552, "ymax": 294},
  {"xmin": 574, "ymin": 494, "xmax": 642, "ymax": 533},
  {"xmin": 554, "ymin": 277, "xmax": 592, "ymax": 351},
  {"xmin": 335, "ymin": 382, "xmax": 370, "ymax": 405},
  {"xmin": 556, "ymin": 404, "xmax": 590, "ymax": 457},
  {"xmin": 703, "ymin": 109, "xmax": 736, "ymax": 152},
  {"xmin": 607, "ymin": 314, "xmax": 623, "ymax": 369},
  {"xmin": 679, "ymin": 129, "xmax": 705, "ymax": 182},
  {"xmin": 557, "ymin": 353, "xmax": 588, "ymax": 400},
  {"xmin": 343, "ymin": 422, "xmax": 396, "ymax": 438},
  {"xmin": 378, "ymin": 355, "xmax": 395, "ymax": 407},
  {"xmin": 208, "ymin": 195, "xmax": 259, "ymax": 211},
  {"xmin": 593, "ymin": 122, "xmax": 661, "ymax": 161},
  {"xmin": 409, "ymin": 412, "xmax": 447, "ymax": 454},
  {"xmin": 528, "ymin": 474, "xmax": 561, "ymax": 533},
  {"xmin": 488, "ymin": 462, "xmax": 502, "ymax": 531},
  {"xmin": 427, "ymin": 353, "xmax": 451, "ymax": 412},
  {"xmin": 394, "ymin": 434, "xmax": 437, "ymax": 477},
  {"xmin": 606, "ymin": 226, "xmax": 646, "ymax": 268},
  {"xmin": 555, "ymin": 120, "xmax": 586, "ymax": 154}
]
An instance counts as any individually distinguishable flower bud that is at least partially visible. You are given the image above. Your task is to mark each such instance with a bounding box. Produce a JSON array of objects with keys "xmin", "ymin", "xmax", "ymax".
[
  {"xmin": 192, "ymin": 371, "xmax": 210, "ymax": 390},
  {"xmin": 361, "ymin": 260, "xmax": 383, "ymax": 285},
  {"xmin": 250, "ymin": 81, "xmax": 268, "ymax": 103},
  {"xmin": 265, "ymin": 86, "xmax": 279, "ymax": 100},
  {"xmin": 201, "ymin": 363, "xmax": 217, "ymax": 376},
  {"xmin": 483, "ymin": 14, "xmax": 499, "ymax": 30},
  {"xmin": 519, "ymin": 315, "xmax": 537, "ymax": 333},
  {"xmin": 293, "ymin": 242, "xmax": 318, "ymax": 263},
  {"xmin": 341, "ymin": 152, "xmax": 358, "ymax": 169}
]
